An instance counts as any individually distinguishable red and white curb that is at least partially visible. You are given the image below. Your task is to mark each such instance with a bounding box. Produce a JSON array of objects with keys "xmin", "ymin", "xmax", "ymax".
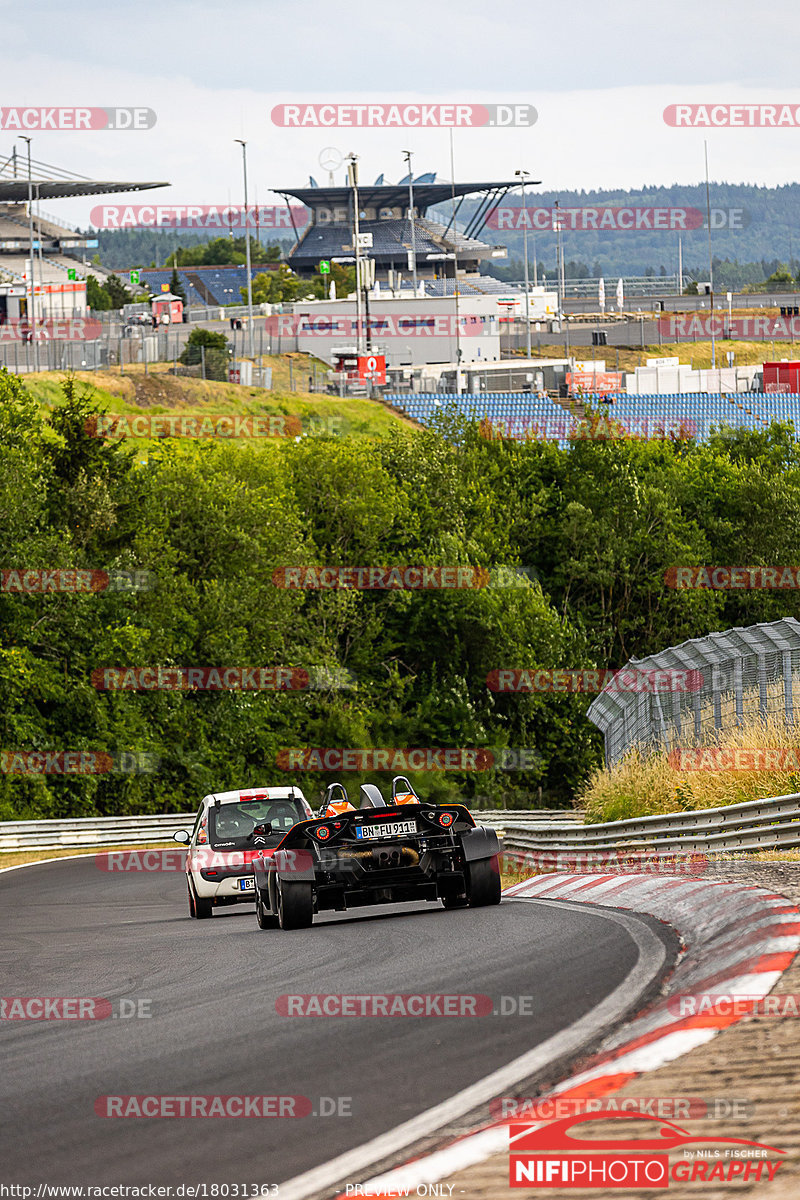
[{"xmin": 341, "ymin": 872, "xmax": 800, "ymax": 1197}]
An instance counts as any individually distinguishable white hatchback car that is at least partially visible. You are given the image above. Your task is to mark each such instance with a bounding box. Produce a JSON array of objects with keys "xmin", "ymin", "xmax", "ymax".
[{"xmin": 175, "ymin": 786, "xmax": 312, "ymax": 919}]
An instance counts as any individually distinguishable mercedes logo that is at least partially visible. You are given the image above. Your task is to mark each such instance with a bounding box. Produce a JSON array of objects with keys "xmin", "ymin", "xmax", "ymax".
[{"xmin": 318, "ymin": 147, "xmax": 343, "ymax": 173}]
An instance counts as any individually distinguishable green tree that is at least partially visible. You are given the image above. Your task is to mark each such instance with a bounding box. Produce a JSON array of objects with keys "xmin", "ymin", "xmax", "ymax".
[
  {"xmin": 86, "ymin": 274, "xmax": 111, "ymax": 311},
  {"xmin": 765, "ymin": 264, "xmax": 794, "ymax": 287},
  {"xmin": 104, "ymin": 274, "xmax": 134, "ymax": 309},
  {"xmin": 178, "ymin": 328, "xmax": 230, "ymax": 380},
  {"xmin": 247, "ymin": 265, "xmax": 307, "ymax": 304},
  {"xmin": 169, "ymin": 267, "xmax": 187, "ymax": 306}
]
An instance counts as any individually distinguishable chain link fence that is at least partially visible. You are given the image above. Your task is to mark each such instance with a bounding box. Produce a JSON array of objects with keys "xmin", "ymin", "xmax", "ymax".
[{"xmin": 588, "ymin": 618, "xmax": 800, "ymax": 766}]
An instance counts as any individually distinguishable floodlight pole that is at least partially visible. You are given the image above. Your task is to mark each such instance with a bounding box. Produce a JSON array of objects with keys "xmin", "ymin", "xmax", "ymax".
[
  {"xmin": 704, "ymin": 140, "xmax": 715, "ymax": 369},
  {"xmin": 516, "ymin": 169, "xmax": 532, "ymax": 358},
  {"xmin": 403, "ymin": 149, "xmax": 418, "ymax": 296},
  {"xmin": 234, "ymin": 139, "xmax": 255, "ymax": 359},
  {"xmin": 20, "ymin": 137, "xmax": 38, "ymax": 372},
  {"xmin": 347, "ymin": 153, "xmax": 362, "ymax": 355},
  {"xmin": 449, "ymin": 130, "xmax": 461, "ymax": 393},
  {"xmin": 36, "ymin": 184, "xmax": 44, "ymax": 320},
  {"xmin": 554, "ymin": 198, "xmax": 564, "ymax": 326}
]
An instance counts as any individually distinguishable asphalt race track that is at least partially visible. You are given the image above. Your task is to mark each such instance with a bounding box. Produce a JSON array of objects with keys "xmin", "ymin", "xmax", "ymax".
[{"xmin": 1, "ymin": 858, "xmax": 673, "ymax": 1189}]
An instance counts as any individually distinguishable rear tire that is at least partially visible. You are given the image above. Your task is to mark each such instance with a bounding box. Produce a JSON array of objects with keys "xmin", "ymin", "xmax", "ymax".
[
  {"xmin": 256, "ymin": 886, "xmax": 278, "ymax": 930},
  {"xmin": 188, "ymin": 879, "xmax": 213, "ymax": 919},
  {"xmin": 276, "ymin": 878, "xmax": 313, "ymax": 930},
  {"xmin": 441, "ymin": 885, "xmax": 468, "ymax": 909},
  {"xmin": 466, "ymin": 855, "xmax": 502, "ymax": 907}
]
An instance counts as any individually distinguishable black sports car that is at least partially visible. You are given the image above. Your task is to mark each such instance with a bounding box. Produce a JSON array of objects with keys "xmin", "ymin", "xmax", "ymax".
[{"xmin": 251, "ymin": 776, "xmax": 502, "ymax": 930}]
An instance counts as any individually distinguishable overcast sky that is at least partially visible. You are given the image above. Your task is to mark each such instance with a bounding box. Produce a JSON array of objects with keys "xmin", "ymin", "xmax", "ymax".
[{"xmin": 4, "ymin": 0, "xmax": 800, "ymax": 226}]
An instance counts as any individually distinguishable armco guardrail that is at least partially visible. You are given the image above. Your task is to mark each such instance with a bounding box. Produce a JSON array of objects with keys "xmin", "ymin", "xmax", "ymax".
[
  {"xmin": 0, "ymin": 808, "xmax": 579, "ymax": 852},
  {"xmin": 0, "ymin": 813, "xmax": 194, "ymax": 852},
  {"xmin": 478, "ymin": 793, "xmax": 800, "ymax": 856},
  {"xmin": 476, "ymin": 809, "xmax": 584, "ymax": 823},
  {"xmin": 1, "ymin": 796, "xmax": 798, "ymax": 855}
]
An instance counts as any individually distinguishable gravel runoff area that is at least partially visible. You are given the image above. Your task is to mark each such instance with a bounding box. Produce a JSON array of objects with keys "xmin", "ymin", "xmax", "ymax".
[{"xmin": 442, "ymin": 859, "xmax": 800, "ymax": 1200}]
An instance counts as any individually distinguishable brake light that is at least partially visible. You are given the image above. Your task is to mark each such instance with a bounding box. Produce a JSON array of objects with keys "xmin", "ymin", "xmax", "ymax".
[
  {"xmin": 438, "ymin": 812, "xmax": 455, "ymax": 827},
  {"xmin": 312, "ymin": 825, "xmax": 331, "ymax": 840}
]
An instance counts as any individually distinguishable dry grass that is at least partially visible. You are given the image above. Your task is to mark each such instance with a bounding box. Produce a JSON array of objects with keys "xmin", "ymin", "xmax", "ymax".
[
  {"xmin": 24, "ymin": 363, "xmax": 414, "ymax": 440},
  {"xmin": 580, "ymin": 693, "xmax": 800, "ymax": 823},
  {"xmin": 0, "ymin": 842, "xmax": 176, "ymax": 869}
]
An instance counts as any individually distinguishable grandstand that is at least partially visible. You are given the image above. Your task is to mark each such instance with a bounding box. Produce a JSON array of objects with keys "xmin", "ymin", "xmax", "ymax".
[
  {"xmin": 0, "ymin": 149, "xmax": 167, "ymax": 318},
  {"xmin": 274, "ymin": 175, "xmax": 520, "ymax": 282},
  {"xmin": 384, "ymin": 391, "xmax": 800, "ymax": 444},
  {"xmin": 582, "ymin": 390, "xmax": 800, "ymax": 436},
  {"xmin": 129, "ymin": 256, "xmax": 523, "ymax": 313},
  {"xmin": 391, "ymin": 274, "xmax": 521, "ymax": 297},
  {"xmin": 135, "ymin": 263, "xmax": 283, "ymax": 308}
]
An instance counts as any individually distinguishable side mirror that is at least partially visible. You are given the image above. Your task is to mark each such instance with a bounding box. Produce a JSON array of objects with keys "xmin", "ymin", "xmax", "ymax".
[
  {"xmin": 173, "ymin": 829, "xmax": 190, "ymax": 844},
  {"xmin": 252, "ymin": 822, "xmax": 272, "ymax": 837}
]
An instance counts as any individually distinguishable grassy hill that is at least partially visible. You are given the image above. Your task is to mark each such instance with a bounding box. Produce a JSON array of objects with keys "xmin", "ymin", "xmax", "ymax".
[{"xmin": 23, "ymin": 359, "xmax": 415, "ymax": 443}]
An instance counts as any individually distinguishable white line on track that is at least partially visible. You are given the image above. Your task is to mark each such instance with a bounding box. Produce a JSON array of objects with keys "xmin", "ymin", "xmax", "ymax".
[{"xmin": 275, "ymin": 897, "xmax": 670, "ymax": 1200}]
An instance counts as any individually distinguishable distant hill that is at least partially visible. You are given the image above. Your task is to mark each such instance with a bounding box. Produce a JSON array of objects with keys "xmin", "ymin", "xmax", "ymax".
[
  {"xmin": 441, "ymin": 182, "xmax": 800, "ymax": 287},
  {"xmin": 84, "ymin": 182, "xmax": 800, "ymax": 289}
]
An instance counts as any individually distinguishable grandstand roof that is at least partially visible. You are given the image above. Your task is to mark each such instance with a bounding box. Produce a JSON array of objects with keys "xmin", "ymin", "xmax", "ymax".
[
  {"xmin": 0, "ymin": 149, "xmax": 168, "ymax": 202},
  {"xmin": 274, "ymin": 180, "xmax": 528, "ymax": 215},
  {"xmin": 0, "ymin": 180, "xmax": 168, "ymax": 202}
]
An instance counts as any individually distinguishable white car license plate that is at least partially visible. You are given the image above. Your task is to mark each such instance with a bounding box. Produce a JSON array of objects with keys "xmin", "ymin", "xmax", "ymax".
[
  {"xmin": 238, "ymin": 877, "xmax": 254, "ymax": 891},
  {"xmin": 356, "ymin": 820, "xmax": 416, "ymax": 840}
]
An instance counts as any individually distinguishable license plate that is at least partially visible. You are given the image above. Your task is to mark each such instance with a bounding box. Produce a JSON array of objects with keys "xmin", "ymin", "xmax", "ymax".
[
  {"xmin": 238, "ymin": 877, "xmax": 254, "ymax": 891},
  {"xmin": 356, "ymin": 820, "xmax": 416, "ymax": 840}
]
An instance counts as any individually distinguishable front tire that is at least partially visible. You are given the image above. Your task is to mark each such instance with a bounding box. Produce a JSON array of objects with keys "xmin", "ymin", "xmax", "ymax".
[
  {"xmin": 276, "ymin": 878, "xmax": 313, "ymax": 930},
  {"xmin": 466, "ymin": 855, "xmax": 502, "ymax": 907},
  {"xmin": 256, "ymin": 886, "xmax": 278, "ymax": 929}
]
